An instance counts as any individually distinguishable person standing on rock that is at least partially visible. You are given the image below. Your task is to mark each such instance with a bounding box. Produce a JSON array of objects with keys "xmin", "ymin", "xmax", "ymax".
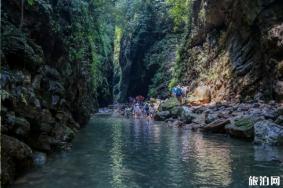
[{"xmin": 172, "ymin": 85, "xmax": 183, "ymax": 105}]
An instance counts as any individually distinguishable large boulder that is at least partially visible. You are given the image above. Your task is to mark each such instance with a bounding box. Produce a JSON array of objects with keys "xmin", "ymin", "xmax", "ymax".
[
  {"xmin": 154, "ymin": 111, "xmax": 171, "ymax": 121},
  {"xmin": 225, "ymin": 116, "xmax": 262, "ymax": 139},
  {"xmin": 254, "ymin": 120, "xmax": 283, "ymax": 145},
  {"xmin": 204, "ymin": 111, "xmax": 218, "ymax": 124},
  {"xmin": 1, "ymin": 135, "xmax": 33, "ymax": 185},
  {"xmin": 170, "ymin": 106, "xmax": 183, "ymax": 118},
  {"xmin": 188, "ymin": 86, "xmax": 211, "ymax": 105},
  {"xmin": 202, "ymin": 119, "xmax": 230, "ymax": 133},
  {"xmin": 159, "ymin": 97, "xmax": 179, "ymax": 111},
  {"xmin": 179, "ymin": 107, "xmax": 195, "ymax": 124}
]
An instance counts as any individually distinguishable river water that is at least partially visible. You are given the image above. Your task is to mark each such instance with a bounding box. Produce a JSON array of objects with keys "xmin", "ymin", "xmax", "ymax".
[{"xmin": 11, "ymin": 114, "xmax": 283, "ymax": 188}]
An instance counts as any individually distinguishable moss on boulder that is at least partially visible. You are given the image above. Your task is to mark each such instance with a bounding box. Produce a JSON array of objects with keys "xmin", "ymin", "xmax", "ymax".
[
  {"xmin": 159, "ymin": 97, "xmax": 180, "ymax": 111},
  {"xmin": 225, "ymin": 116, "xmax": 263, "ymax": 139}
]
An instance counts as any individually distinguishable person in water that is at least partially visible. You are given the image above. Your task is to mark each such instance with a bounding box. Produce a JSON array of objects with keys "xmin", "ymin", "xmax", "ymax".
[
  {"xmin": 136, "ymin": 95, "xmax": 145, "ymax": 105},
  {"xmin": 143, "ymin": 103, "xmax": 150, "ymax": 117},
  {"xmin": 128, "ymin": 96, "xmax": 135, "ymax": 105},
  {"xmin": 133, "ymin": 103, "xmax": 142, "ymax": 118},
  {"xmin": 149, "ymin": 103, "xmax": 156, "ymax": 118},
  {"xmin": 172, "ymin": 85, "xmax": 184, "ymax": 104}
]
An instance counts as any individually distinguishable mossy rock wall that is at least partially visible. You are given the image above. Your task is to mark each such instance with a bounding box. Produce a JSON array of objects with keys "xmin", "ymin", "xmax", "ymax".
[{"xmin": 1, "ymin": 0, "xmax": 114, "ymax": 184}]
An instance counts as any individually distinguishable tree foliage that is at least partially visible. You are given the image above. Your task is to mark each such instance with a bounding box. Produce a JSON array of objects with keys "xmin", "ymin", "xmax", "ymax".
[
  {"xmin": 27, "ymin": 0, "xmax": 35, "ymax": 6},
  {"xmin": 165, "ymin": 0, "xmax": 191, "ymax": 30}
]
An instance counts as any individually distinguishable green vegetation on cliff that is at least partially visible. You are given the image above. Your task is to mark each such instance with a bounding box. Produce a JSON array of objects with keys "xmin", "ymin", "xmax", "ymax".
[
  {"xmin": 1, "ymin": 0, "xmax": 115, "ymax": 184},
  {"xmin": 112, "ymin": 0, "xmax": 189, "ymax": 101}
]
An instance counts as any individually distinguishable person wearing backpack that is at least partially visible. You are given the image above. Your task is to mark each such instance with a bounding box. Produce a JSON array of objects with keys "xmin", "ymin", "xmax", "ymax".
[
  {"xmin": 172, "ymin": 85, "xmax": 183, "ymax": 104},
  {"xmin": 143, "ymin": 102, "xmax": 150, "ymax": 117}
]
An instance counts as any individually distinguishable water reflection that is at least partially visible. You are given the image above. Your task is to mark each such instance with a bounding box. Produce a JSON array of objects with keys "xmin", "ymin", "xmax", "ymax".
[
  {"xmin": 189, "ymin": 133, "xmax": 232, "ymax": 187},
  {"xmin": 254, "ymin": 145, "xmax": 283, "ymax": 162},
  {"xmin": 110, "ymin": 121, "xmax": 124, "ymax": 187},
  {"xmin": 10, "ymin": 116, "xmax": 283, "ymax": 188}
]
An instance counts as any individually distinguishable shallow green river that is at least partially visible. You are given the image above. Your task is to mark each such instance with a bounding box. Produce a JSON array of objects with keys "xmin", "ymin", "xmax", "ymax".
[{"xmin": 11, "ymin": 115, "xmax": 283, "ymax": 188}]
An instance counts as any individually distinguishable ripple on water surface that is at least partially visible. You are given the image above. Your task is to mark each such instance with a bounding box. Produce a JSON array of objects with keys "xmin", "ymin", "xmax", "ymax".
[{"xmin": 11, "ymin": 115, "xmax": 283, "ymax": 188}]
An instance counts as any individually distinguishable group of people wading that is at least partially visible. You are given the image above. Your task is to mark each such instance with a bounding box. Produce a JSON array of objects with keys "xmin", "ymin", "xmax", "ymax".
[
  {"xmin": 128, "ymin": 96, "xmax": 156, "ymax": 119},
  {"xmin": 127, "ymin": 85, "xmax": 188, "ymax": 119}
]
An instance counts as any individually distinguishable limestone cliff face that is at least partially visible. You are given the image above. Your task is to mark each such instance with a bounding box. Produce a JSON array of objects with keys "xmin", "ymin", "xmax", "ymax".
[
  {"xmin": 1, "ymin": 0, "xmax": 113, "ymax": 184},
  {"xmin": 177, "ymin": 0, "xmax": 283, "ymax": 101}
]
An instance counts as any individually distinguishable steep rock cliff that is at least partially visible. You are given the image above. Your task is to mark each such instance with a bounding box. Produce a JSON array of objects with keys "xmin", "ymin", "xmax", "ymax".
[
  {"xmin": 1, "ymin": 0, "xmax": 113, "ymax": 184},
  {"xmin": 175, "ymin": 0, "xmax": 283, "ymax": 101}
]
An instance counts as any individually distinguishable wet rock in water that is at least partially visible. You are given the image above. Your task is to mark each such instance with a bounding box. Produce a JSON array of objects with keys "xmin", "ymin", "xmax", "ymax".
[
  {"xmin": 202, "ymin": 119, "xmax": 230, "ymax": 133},
  {"xmin": 186, "ymin": 123, "xmax": 204, "ymax": 131},
  {"xmin": 180, "ymin": 107, "xmax": 195, "ymax": 124},
  {"xmin": 159, "ymin": 97, "xmax": 179, "ymax": 111},
  {"xmin": 32, "ymin": 152, "xmax": 47, "ymax": 166},
  {"xmin": 28, "ymin": 122, "xmax": 76, "ymax": 152},
  {"xmin": 51, "ymin": 124, "xmax": 76, "ymax": 143},
  {"xmin": 1, "ymin": 135, "xmax": 33, "ymax": 185},
  {"xmin": 204, "ymin": 111, "xmax": 218, "ymax": 124},
  {"xmin": 165, "ymin": 118, "xmax": 175, "ymax": 123},
  {"xmin": 28, "ymin": 134, "xmax": 58, "ymax": 152},
  {"xmin": 154, "ymin": 111, "xmax": 171, "ymax": 121},
  {"xmin": 172, "ymin": 120, "xmax": 185, "ymax": 127},
  {"xmin": 254, "ymin": 120, "xmax": 283, "ymax": 145},
  {"xmin": 225, "ymin": 116, "xmax": 257, "ymax": 140}
]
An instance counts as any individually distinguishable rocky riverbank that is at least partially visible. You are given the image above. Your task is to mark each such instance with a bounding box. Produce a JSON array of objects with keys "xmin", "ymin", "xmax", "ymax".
[
  {"xmin": 154, "ymin": 97, "xmax": 283, "ymax": 145},
  {"xmin": 106, "ymin": 97, "xmax": 283, "ymax": 146}
]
